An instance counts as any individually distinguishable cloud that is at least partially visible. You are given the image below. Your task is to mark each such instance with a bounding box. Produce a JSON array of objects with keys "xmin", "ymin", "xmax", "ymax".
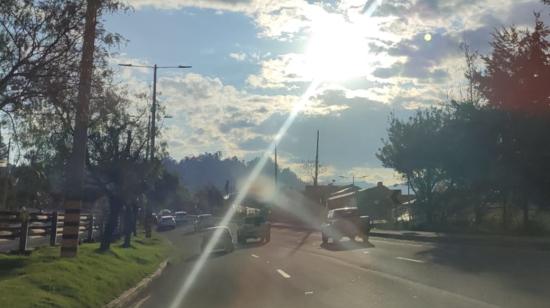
[
  {"xmin": 229, "ymin": 52, "xmax": 247, "ymax": 61},
  {"xmin": 246, "ymin": 53, "xmax": 309, "ymax": 89},
  {"xmin": 117, "ymin": 0, "xmax": 550, "ymax": 185},
  {"xmin": 127, "ymin": 0, "xmax": 323, "ymax": 40},
  {"xmin": 238, "ymin": 136, "xmax": 270, "ymax": 151}
]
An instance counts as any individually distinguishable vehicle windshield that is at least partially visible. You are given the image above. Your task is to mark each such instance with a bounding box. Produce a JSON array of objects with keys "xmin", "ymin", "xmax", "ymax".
[
  {"xmin": 3, "ymin": 1, "xmax": 550, "ymax": 308},
  {"xmin": 331, "ymin": 209, "xmax": 358, "ymax": 219}
]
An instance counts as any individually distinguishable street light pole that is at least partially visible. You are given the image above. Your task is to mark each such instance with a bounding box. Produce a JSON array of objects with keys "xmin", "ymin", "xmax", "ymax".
[
  {"xmin": 118, "ymin": 63, "xmax": 190, "ymax": 238},
  {"xmin": 118, "ymin": 64, "xmax": 191, "ymax": 161}
]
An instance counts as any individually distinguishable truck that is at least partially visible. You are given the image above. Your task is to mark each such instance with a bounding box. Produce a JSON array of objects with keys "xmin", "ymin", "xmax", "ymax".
[
  {"xmin": 321, "ymin": 207, "xmax": 371, "ymax": 244},
  {"xmin": 236, "ymin": 215, "xmax": 271, "ymax": 244}
]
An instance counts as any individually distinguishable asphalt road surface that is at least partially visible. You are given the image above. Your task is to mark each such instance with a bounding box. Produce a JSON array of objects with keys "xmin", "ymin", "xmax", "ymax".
[{"xmin": 131, "ymin": 226, "xmax": 550, "ymax": 308}]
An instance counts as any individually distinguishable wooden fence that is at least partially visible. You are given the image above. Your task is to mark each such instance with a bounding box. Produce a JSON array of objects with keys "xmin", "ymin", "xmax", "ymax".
[{"xmin": 0, "ymin": 210, "xmax": 96, "ymax": 253}]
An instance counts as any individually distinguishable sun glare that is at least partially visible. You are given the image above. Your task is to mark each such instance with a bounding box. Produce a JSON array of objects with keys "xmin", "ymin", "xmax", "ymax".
[{"xmin": 304, "ymin": 16, "xmax": 371, "ymax": 81}]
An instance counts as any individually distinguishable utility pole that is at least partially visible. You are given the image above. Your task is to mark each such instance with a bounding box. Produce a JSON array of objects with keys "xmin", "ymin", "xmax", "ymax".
[
  {"xmin": 274, "ymin": 147, "xmax": 278, "ymax": 187},
  {"xmin": 314, "ymin": 130, "xmax": 319, "ymax": 187},
  {"xmin": 61, "ymin": 0, "xmax": 100, "ymax": 258},
  {"xmin": 145, "ymin": 115, "xmax": 150, "ymax": 161},
  {"xmin": 150, "ymin": 65, "xmax": 158, "ymax": 160}
]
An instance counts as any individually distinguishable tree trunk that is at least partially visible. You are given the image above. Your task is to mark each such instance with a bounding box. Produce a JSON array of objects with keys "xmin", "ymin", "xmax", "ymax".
[
  {"xmin": 132, "ymin": 204, "xmax": 138, "ymax": 237},
  {"xmin": 122, "ymin": 204, "xmax": 132, "ymax": 248},
  {"xmin": 522, "ymin": 196, "xmax": 529, "ymax": 230},
  {"xmin": 99, "ymin": 198, "xmax": 122, "ymax": 251},
  {"xmin": 60, "ymin": 0, "xmax": 100, "ymax": 258},
  {"xmin": 145, "ymin": 206, "xmax": 152, "ymax": 238},
  {"xmin": 502, "ymin": 194, "xmax": 508, "ymax": 231},
  {"xmin": 474, "ymin": 202, "xmax": 483, "ymax": 227}
]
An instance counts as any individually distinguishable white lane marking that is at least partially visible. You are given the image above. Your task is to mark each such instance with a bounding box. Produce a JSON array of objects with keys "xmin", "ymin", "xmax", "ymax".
[
  {"xmin": 251, "ymin": 254, "xmax": 259, "ymax": 258},
  {"xmin": 304, "ymin": 291, "xmax": 314, "ymax": 295},
  {"xmin": 277, "ymin": 269, "xmax": 291, "ymax": 279},
  {"xmin": 396, "ymin": 256, "xmax": 425, "ymax": 263},
  {"xmin": 363, "ymin": 251, "xmax": 369, "ymax": 254},
  {"xmin": 266, "ymin": 260, "xmax": 270, "ymax": 264}
]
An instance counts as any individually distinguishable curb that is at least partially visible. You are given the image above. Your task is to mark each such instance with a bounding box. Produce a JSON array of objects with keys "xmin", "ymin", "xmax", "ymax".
[
  {"xmin": 271, "ymin": 223, "xmax": 550, "ymax": 249},
  {"xmin": 369, "ymin": 231, "xmax": 550, "ymax": 249},
  {"xmin": 105, "ymin": 259, "xmax": 169, "ymax": 308}
]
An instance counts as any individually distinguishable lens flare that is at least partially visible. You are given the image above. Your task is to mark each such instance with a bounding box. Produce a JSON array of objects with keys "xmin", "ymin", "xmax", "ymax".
[
  {"xmin": 168, "ymin": 2, "xmax": 383, "ymax": 306},
  {"xmin": 168, "ymin": 80, "xmax": 320, "ymax": 308}
]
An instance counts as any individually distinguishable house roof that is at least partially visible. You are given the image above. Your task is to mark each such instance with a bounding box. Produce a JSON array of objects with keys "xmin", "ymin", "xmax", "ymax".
[{"xmin": 328, "ymin": 190, "xmax": 357, "ymax": 201}]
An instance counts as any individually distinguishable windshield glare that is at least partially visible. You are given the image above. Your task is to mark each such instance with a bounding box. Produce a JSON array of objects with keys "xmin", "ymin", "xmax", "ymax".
[{"xmin": 2, "ymin": 1, "xmax": 550, "ymax": 308}]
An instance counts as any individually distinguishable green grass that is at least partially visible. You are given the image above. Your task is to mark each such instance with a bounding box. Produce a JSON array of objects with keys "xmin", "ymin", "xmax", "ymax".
[{"xmin": 0, "ymin": 235, "xmax": 171, "ymax": 308}]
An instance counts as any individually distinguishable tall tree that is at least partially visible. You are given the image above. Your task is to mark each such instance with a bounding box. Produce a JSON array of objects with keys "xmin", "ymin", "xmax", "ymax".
[
  {"xmin": 377, "ymin": 109, "xmax": 449, "ymax": 225},
  {"xmin": 472, "ymin": 15, "xmax": 550, "ymax": 229}
]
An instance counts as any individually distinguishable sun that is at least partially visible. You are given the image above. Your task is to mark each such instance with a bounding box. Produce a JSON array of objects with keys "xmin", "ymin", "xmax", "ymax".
[{"xmin": 304, "ymin": 16, "xmax": 371, "ymax": 82}]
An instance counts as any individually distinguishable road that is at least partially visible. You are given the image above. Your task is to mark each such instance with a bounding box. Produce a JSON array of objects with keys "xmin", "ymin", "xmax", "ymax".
[{"xmin": 131, "ymin": 226, "xmax": 550, "ymax": 308}]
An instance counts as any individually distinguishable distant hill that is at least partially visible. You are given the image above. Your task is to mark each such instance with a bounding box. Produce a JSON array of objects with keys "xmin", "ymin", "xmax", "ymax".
[{"xmin": 163, "ymin": 152, "xmax": 305, "ymax": 192}]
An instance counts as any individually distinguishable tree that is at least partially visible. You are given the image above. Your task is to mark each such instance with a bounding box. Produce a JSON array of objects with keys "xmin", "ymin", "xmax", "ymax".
[
  {"xmin": 471, "ymin": 15, "xmax": 550, "ymax": 229},
  {"xmin": 0, "ymin": 0, "xmax": 125, "ymax": 113},
  {"xmin": 85, "ymin": 87, "xmax": 156, "ymax": 250},
  {"xmin": 473, "ymin": 14, "xmax": 550, "ymax": 114},
  {"xmin": 377, "ymin": 109, "xmax": 449, "ymax": 225},
  {"xmin": 301, "ymin": 160, "xmax": 327, "ymax": 185},
  {"xmin": 195, "ymin": 185, "xmax": 223, "ymax": 213}
]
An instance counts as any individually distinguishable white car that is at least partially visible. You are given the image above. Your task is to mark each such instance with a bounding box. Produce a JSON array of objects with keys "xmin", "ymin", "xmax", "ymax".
[
  {"xmin": 157, "ymin": 216, "xmax": 176, "ymax": 230},
  {"xmin": 200, "ymin": 226, "xmax": 234, "ymax": 254}
]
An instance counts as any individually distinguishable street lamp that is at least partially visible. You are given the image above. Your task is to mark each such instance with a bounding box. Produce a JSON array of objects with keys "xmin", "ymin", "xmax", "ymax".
[{"xmin": 118, "ymin": 63, "xmax": 191, "ymax": 160}]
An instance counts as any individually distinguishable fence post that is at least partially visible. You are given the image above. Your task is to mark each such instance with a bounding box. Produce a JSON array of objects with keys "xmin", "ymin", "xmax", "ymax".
[
  {"xmin": 19, "ymin": 212, "xmax": 29, "ymax": 254},
  {"xmin": 50, "ymin": 211, "xmax": 58, "ymax": 246},
  {"xmin": 87, "ymin": 215, "xmax": 94, "ymax": 242}
]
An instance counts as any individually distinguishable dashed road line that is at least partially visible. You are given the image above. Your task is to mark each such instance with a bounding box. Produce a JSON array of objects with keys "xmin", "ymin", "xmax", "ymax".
[
  {"xmin": 251, "ymin": 254, "xmax": 259, "ymax": 258},
  {"xmin": 277, "ymin": 269, "xmax": 291, "ymax": 278},
  {"xmin": 396, "ymin": 256, "xmax": 425, "ymax": 263}
]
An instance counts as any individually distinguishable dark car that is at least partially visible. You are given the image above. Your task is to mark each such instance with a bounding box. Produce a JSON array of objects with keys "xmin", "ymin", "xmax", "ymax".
[{"xmin": 321, "ymin": 207, "xmax": 371, "ymax": 244}]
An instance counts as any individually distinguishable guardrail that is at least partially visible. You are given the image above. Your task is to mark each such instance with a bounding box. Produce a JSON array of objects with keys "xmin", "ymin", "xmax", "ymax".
[{"xmin": 0, "ymin": 210, "xmax": 96, "ymax": 254}]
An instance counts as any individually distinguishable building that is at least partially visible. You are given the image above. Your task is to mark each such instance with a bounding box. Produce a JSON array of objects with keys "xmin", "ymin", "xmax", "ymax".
[
  {"xmin": 326, "ymin": 185, "xmax": 361, "ymax": 210},
  {"xmin": 326, "ymin": 182, "xmax": 415, "ymax": 222}
]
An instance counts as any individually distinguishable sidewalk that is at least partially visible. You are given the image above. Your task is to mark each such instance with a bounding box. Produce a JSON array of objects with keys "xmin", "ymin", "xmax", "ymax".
[
  {"xmin": 270, "ymin": 222, "xmax": 550, "ymax": 249},
  {"xmin": 370, "ymin": 228, "xmax": 550, "ymax": 249}
]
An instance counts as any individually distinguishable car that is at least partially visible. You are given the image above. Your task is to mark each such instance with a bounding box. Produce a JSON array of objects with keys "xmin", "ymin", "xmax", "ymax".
[
  {"xmin": 157, "ymin": 215, "xmax": 176, "ymax": 230},
  {"xmin": 194, "ymin": 214, "xmax": 215, "ymax": 232},
  {"xmin": 200, "ymin": 226, "xmax": 234, "ymax": 254},
  {"xmin": 159, "ymin": 209, "xmax": 172, "ymax": 217},
  {"xmin": 236, "ymin": 215, "xmax": 271, "ymax": 244},
  {"xmin": 321, "ymin": 207, "xmax": 371, "ymax": 244},
  {"xmin": 174, "ymin": 211, "xmax": 187, "ymax": 224}
]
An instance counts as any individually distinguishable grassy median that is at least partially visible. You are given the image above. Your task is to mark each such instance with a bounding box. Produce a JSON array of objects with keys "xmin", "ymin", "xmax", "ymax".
[{"xmin": 0, "ymin": 234, "xmax": 170, "ymax": 308}]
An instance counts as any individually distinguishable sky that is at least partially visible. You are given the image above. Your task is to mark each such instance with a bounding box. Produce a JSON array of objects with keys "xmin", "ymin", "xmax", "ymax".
[{"xmin": 104, "ymin": 0, "xmax": 550, "ymax": 186}]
